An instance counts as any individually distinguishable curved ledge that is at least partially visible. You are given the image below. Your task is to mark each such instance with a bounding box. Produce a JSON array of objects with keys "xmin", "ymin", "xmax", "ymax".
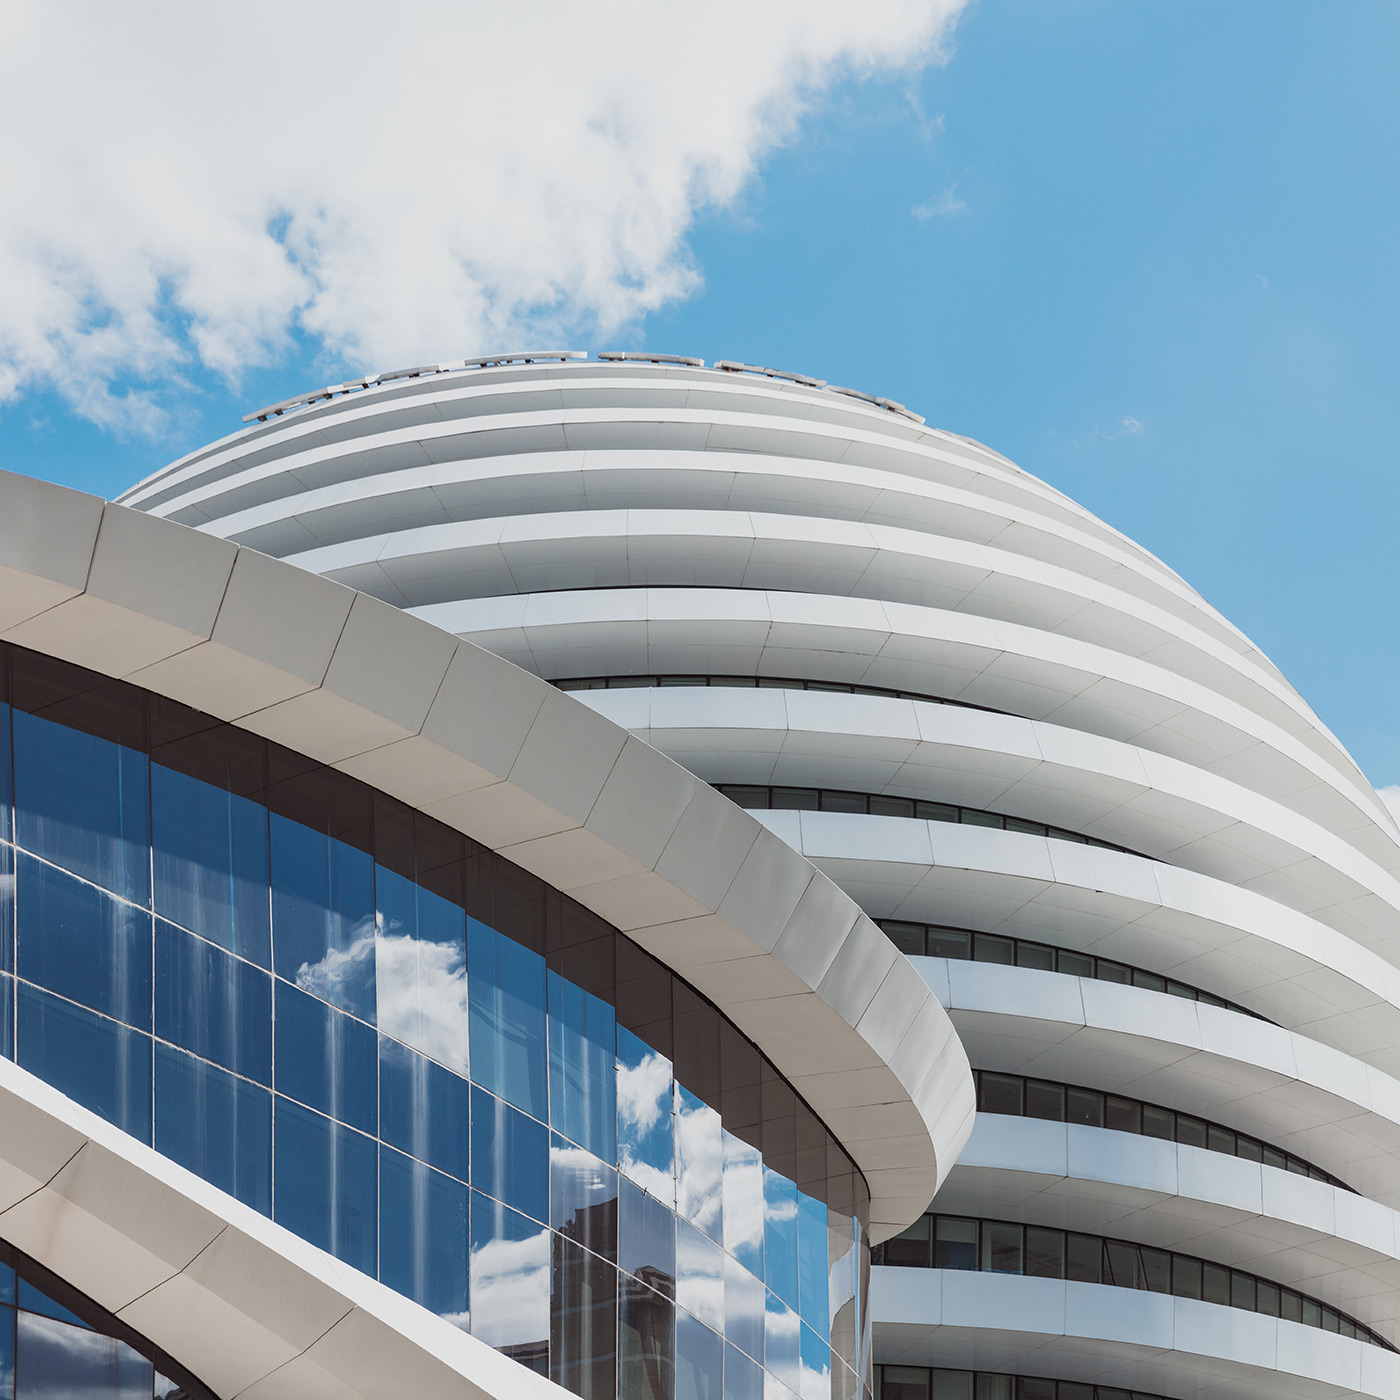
[
  {"xmin": 745, "ymin": 807, "xmax": 1400, "ymax": 1073},
  {"xmin": 914, "ymin": 956, "xmax": 1400, "ymax": 1208},
  {"xmin": 0, "ymin": 1055, "xmax": 577, "ymax": 1400},
  {"xmin": 872, "ymin": 1267, "xmax": 1399, "ymax": 1400},
  {"xmin": 566, "ymin": 685, "xmax": 1400, "ymax": 931},
  {"xmin": 146, "ymin": 447, "xmax": 1246, "ymax": 651},
  {"xmin": 0, "ymin": 467, "xmax": 974, "ymax": 1239},
  {"xmin": 412, "ymin": 586, "xmax": 1376, "ymax": 828},
  {"xmin": 938, "ymin": 1113, "xmax": 1400, "ymax": 1335}
]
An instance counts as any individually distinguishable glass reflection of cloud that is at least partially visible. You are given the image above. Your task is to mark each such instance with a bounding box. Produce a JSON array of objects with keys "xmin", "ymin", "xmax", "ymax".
[
  {"xmin": 617, "ymin": 1027, "xmax": 675, "ymax": 1207},
  {"xmin": 294, "ymin": 919, "xmax": 377, "ymax": 1020},
  {"xmin": 676, "ymin": 1218, "xmax": 725, "ymax": 1332},
  {"xmin": 469, "ymin": 1229, "xmax": 550, "ymax": 1348},
  {"xmin": 675, "ymin": 1085, "xmax": 722, "ymax": 1241},
  {"xmin": 373, "ymin": 929, "xmax": 469, "ymax": 1074},
  {"xmin": 764, "ymin": 1292, "xmax": 801, "ymax": 1397},
  {"xmin": 798, "ymin": 1324, "xmax": 832, "ymax": 1400},
  {"xmin": 722, "ymin": 1133, "xmax": 765, "ymax": 1275}
]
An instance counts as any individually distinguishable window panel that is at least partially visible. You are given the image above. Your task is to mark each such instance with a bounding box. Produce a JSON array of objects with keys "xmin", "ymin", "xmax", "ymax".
[
  {"xmin": 17, "ymin": 984, "xmax": 151, "ymax": 1143},
  {"xmin": 378, "ymin": 1035, "xmax": 469, "ymax": 1182},
  {"xmin": 470, "ymin": 1086, "xmax": 548, "ymax": 1224},
  {"xmin": 154, "ymin": 1044, "xmax": 271, "ymax": 1215},
  {"xmin": 0, "ymin": 845, "xmax": 13, "ymax": 976},
  {"xmin": 675, "ymin": 1085, "xmax": 723, "ymax": 1243},
  {"xmin": 723, "ymin": 1255, "xmax": 764, "ymax": 1365},
  {"xmin": 13, "ymin": 712, "xmax": 150, "ymax": 907},
  {"xmin": 722, "ymin": 1132, "xmax": 764, "ymax": 1276},
  {"xmin": 270, "ymin": 815, "xmax": 375, "ymax": 1022},
  {"xmin": 273, "ymin": 981, "xmax": 376, "ymax": 1135},
  {"xmin": 677, "ymin": 1217, "xmax": 726, "ymax": 1333},
  {"xmin": 551, "ymin": 1236, "xmax": 617, "ymax": 1400},
  {"xmin": 155, "ymin": 920, "xmax": 271, "ymax": 1085},
  {"xmin": 723, "ymin": 1341, "xmax": 763, "ymax": 1400},
  {"xmin": 273, "ymin": 1099, "xmax": 377, "ymax": 1277},
  {"xmin": 551, "ymin": 1134, "xmax": 618, "ymax": 1264},
  {"xmin": 763, "ymin": 1169, "xmax": 800, "ymax": 1310},
  {"xmin": 798, "ymin": 1323, "xmax": 831, "ymax": 1400},
  {"xmin": 620, "ymin": 1275, "xmax": 675, "ymax": 1400},
  {"xmin": 934, "ymin": 1218, "xmax": 977, "ymax": 1272},
  {"xmin": 16, "ymin": 855, "xmax": 152, "ymax": 1030},
  {"xmin": 1024, "ymin": 1228, "xmax": 1064, "ymax": 1279},
  {"xmin": 469, "ymin": 1191, "xmax": 549, "ymax": 1374},
  {"xmin": 977, "ymin": 1073, "xmax": 1022, "ymax": 1116},
  {"xmin": 152, "ymin": 764, "xmax": 269, "ymax": 967},
  {"xmin": 796, "ymin": 1192, "xmax": 829, "ymax": 1341},
  {"xmin": 548, "ymin": 970, "xmax": 617, "ymax": 1163},
  {"xmin": 378, "ymin": 1146, "xmax": 469, "ymax": 1325},
  {"xmin": 618, "ymin": 1025, "xmax": 675, "ymax": 1207},
  {"xmin": 373, "ymin": 865, "xmax": 467, "ymax": 1074},
  {"xmin": 467, "ymin": 920, "xmax": 547, "ymax": 1120},
  {"xmin": 16, "ymin": 1311, "xmax": 151, "ymax": 1400},
  {"xmin": 620, "ymin": 1176, "xmax": 677, "ymax": 1297},
  {"xmin": 763, "ymin": 1292, "xmax": 800, "ymax": 1396},
  {"xmin": 981, "ymin": 1223, "xmax": 1022, "ymax": 1275}
]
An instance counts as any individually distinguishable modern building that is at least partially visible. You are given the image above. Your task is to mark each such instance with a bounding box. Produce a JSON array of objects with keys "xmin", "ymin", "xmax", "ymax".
[{"xmin": 0, "ymin": 346, "xmax": 1395, "ymax": 1400}]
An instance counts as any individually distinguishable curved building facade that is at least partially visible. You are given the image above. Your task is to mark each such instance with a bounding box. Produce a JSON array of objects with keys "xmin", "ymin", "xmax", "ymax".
[{"xmin": 114, "ymin": 351, "xmax": 1400, "ymax": 1400}]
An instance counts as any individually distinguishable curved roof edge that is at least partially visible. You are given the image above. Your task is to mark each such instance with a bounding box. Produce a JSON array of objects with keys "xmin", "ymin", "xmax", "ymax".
[{"xmin": 0, "ymin": 467, "xmax": 974, "ymax": 1240}]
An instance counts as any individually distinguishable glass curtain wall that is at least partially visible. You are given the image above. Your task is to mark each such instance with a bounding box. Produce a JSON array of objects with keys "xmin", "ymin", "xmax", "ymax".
[{"xmin": 0, "ymin": 643, "xmax": 871, "ymax": 1400}]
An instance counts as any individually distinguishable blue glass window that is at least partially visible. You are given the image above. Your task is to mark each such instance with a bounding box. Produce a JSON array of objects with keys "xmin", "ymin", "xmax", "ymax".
[
  {"xmin": 13, "ymin": 712, "xmax": 149, "ymax": 906},
  {"xmin": 470, "ymin": 1191, "xmax": 549, "ymax": 1372},
  {"xmin": 467, "ymin": 920, "xmax": 546, "ymax": 1119},
  {"xmin": 763, "ymin": 1169, "xmax": 799, "ymax": 1311},
  {"xmin": 154, "ymin": 920, "xmax": 271, "ymax": 1086},
  {"xmin": 764, "ymin": 1293, "xmax": 800, "ymax": 1397},
  {"xmin": 551, "ymin": 1134, "xmax": 618, "ymax": 1263},
  {"xmin": 620, "ymin": 1274, "xmax": 674, "ymax": 1400},
  {"xmin": 379, "ymin": 1036, "xmax": 468, "ymax": 1182},
  {"xmin": 0, "ymin": 701, "xmax": 11, "ymax": 844},
  {"xmin": 675, "ymin": 1086, "xmax": 722, "ymax": 1242},
  {"xmin": 471, "ymin": 1086, "xmax": 548, "ymax": 1223},
  {"xmin": 18, "ymin": 1280, "xmax": 83, "ymax": 1328},
  {"xmin": 0, "ymin": 975, "xmax": 11, "ymax": 1064},
  {"xmin": 676, "ymin": 1218, "xmax": 725, "ymax": 1332},
  {"xmin": 617, "ymin": 1025, "xmax": 674, "ymax": 1206},
  {"xmin": 797, "ymin": 1192, "xmax": 830, "ymax": 1342},
  {"xmin": 551, "ymin": 1234, "xmax": 617, "ymax": 1400},
  {"xmin": 273, "ymin": 1099, "xmax": 376, "ymax": 1276},
  {"xmin": 619, "ymin": 1177, "xmax": 676, "ymax": 1297},
  {"xmin": 798, "ymin": 1324, "xmax": 831, "ymax": 1400},
  {"xmin": 548, "ymin": 970, "xmax": 616, "ymax": 1163},
  {"xmin": 723, "ymin": 1257, "xmax": 764, "ymax": 1366},
  {"xmin": 273, "ymin": 981, "xmax": 376, "ymax": 1135},
  {"xmin": 722, "ymin": 1133, "xmax": 764, "ymax": 1277},
  {"xmin": 17, "ymin": 1310, "xmax": 151, "ymax": 1400},
  {"xmin": 154, "ymin": 1044, "xmax": 271, "ymax": 1215},
  {"xmin": 374, "ymin": 866, "xmax": 467, "ymax": 1073},
  {"xmin": 17, "ymin": 984, "xmax": 151, "ymax": 1143},
  {"xmin": 676, "ymin": 1310, "xmax": 723, "ymax": 1400},
  {"xmin": 379, "ymin": 1146, "xmax": 469, "ymax": 1325},
  {"xmin": 0, "ymin": 844, "xmax": 13, "ymax": 975},
  {"xmin": 270, "ymin": 815, "xmax": 375, "ymax": 1022},
  {"xmin": 16, "ymin": 855, "xmax": 151, "ymax": 1029},
  {"xmin": 723, "ymin": 1341, "xmax": 763, "ymax": 1400},
  {"xmin": 152, "ymin": 764, "xmax": 270, "ymax": 967}
]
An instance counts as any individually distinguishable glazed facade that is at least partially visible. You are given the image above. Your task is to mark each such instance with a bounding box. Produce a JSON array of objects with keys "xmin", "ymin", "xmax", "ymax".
[{"xmin": 0, "ymin": 639, "xmax": 870, "ymax": 1400}]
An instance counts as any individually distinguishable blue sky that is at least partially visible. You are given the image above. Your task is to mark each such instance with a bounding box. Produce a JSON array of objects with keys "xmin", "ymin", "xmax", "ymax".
[{"xmin": 2, "ymin": 1, "xmax": 1397, "ymax": 788}]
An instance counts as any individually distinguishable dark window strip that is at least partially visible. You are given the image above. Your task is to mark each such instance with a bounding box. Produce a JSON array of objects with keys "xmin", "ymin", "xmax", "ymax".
[
  {"xmin": 879, "ymin": 919, "xmax": 1269, "ymax": 1022},
  {"xmin": 970, "ymin": 1070, "xmax": 1353, "ymax": 1191},
  {"xmin": 711, "ymin": 783, "xmax": 1135, "ymax": 856},
  {"xmin": 555, "ymin": 673, "xmax": 1009, "ymax": 715},
  {"xmin": 873, "ymin": 1214, "xmax": 1390, "ymax": 1351},
  {"xmin": 878, "ymin": 1362, "xmax": 1181, "ymax": 1400}
]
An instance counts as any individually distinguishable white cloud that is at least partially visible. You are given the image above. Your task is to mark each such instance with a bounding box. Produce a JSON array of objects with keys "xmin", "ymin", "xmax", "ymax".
[
  {"xmin": 0, "ymin": 1, "xmax": 966, "ymax": 433},
  {"xmin": 1119, "ymin": 415, "xmax": 1144, "ymax": 434},
  {"xmin": 912, "ymin": 184, "xmax": 966, "ymax": 220}
]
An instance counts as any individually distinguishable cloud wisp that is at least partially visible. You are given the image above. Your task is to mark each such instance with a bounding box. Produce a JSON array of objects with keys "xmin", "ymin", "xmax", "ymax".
[
  {"xmin": 0, "ymin": 1, "xmax": 966, "ymax": 433},
  {"xmin": 912, "ymin": 184, "xmax": 966, "ymax": 220}
]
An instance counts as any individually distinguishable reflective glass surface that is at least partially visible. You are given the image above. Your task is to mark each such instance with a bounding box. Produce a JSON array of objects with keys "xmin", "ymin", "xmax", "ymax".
[
  {"xmin": 0, "ymin": 643, "xmax": 871, "ymax": 1400},
  {"xmin": 0, "ymin": 1238, "xmax": 216, "ymax": 1400}
]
